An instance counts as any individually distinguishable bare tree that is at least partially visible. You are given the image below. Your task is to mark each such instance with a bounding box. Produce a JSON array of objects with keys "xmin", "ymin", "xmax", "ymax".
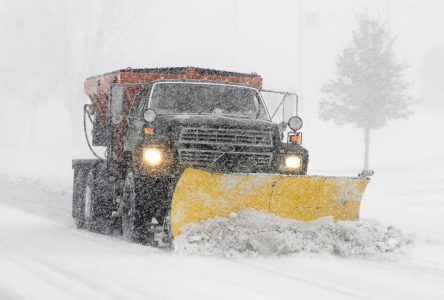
[
  {"xmin": 9, "ymin": 0, "xmax": 142, "ymax": 146},
  {"xmin": 0, "ymin": 0, "xmax": 144, "ymax": 146},
  {"xmin": 0, "ymin": 1, "xmax": 48, "ymax": 145},
  {"xmin": 42, "ymin": 0, "xmax": 143, "ymax": 145},
  {"xmin": 319, "ymin": 16, "xmax": 412, "ymax": 170}
]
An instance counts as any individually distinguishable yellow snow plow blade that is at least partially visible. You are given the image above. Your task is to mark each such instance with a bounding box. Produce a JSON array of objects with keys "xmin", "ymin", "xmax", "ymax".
[{"xmin": 171, "ymin": 168, "xmax": 370, "ymax": 237}]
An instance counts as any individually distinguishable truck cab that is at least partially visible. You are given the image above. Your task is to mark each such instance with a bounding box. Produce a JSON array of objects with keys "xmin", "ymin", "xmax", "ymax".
[{"xmin": 124, "ymin": 80, "xmax": 308, "ymax": 176}]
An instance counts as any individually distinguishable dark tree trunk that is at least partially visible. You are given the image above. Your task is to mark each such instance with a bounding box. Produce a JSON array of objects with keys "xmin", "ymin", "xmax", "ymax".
[{"xmin": 364, "ymin": 127, "xmax": 370, "ymax": 170}]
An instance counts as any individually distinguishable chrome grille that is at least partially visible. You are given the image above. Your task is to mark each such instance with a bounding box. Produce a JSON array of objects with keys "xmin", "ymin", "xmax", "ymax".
[
  {"xmin": 179, "ymin": 127, "xmax": 273, "ymax": 147},
  {"xmin": 179, "ymin": 149, "xmax": 272, "ymax": 168}
]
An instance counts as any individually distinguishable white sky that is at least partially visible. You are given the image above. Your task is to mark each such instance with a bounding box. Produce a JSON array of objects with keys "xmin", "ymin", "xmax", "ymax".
[{"xmin": 2, "ymin": 0, "xmax": 443, "ymax": 108}]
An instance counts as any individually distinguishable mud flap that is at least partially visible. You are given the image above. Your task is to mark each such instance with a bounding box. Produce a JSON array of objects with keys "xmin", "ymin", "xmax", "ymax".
[{"xmin": 170, "ymin": 168, "xmax": 369, "ymax": 237}]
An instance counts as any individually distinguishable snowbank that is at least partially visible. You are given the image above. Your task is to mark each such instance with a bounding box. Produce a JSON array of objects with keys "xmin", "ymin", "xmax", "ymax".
[{"xmin": 174, "ymin": 209, "xmax": 412, "ymax": 258}]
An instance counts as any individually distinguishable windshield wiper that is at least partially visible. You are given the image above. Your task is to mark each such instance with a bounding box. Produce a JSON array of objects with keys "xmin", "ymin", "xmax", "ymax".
[
  {"xmin": 197, "ymin": 106, "xmax": 257, "ymax": 119},
  {"xmin": 218, "ymin": 113, "xmax": 249, "ymax": 119}
]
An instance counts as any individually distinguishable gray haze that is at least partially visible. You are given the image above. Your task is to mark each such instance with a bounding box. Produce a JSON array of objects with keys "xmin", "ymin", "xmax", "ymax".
[{"xmin": 0, "ymin": 0, "xmax": 443, "ymax": 183}]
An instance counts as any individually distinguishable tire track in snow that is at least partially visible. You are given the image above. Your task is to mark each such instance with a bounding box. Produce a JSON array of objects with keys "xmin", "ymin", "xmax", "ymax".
[
  {"xmin": 2, "ymin": 252, "xmax": 131, "ymax": 300},
  {"xmin": 0, "ymin": 287, "xmax": 25, "ymax": 300},
  {"xmin": 0, "ymin": 181, "xmax": 71, "ymax": 225},
  {"xmin": 234, "ymin": 260, "xmax": 378, "ymax": 300},
  {"xmin": 2, "ymin": 175, "xmax": 444, "ymax": 300}
]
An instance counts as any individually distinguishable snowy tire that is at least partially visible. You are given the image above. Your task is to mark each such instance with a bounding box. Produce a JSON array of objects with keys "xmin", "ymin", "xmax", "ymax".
[
  {"xmin": 121, "ymin": 171, "xmax": 150, "ymax": 243},
  {"xmin": 73, "ymin": 168, "xmax": 87, "ymax": 228},
  {"xmin": 83, "ymin": 170, "xmax": 98, "ymax": 230}
]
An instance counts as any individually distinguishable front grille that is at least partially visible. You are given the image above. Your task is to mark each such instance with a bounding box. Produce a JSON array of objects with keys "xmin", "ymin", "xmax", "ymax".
[
  {"xmin": 179, "ymin": 149, "xmax": 272, "ymax": 169},
  {"xmin": 179, "ymin": 127, "xmax": 273, "ymax": 147}
]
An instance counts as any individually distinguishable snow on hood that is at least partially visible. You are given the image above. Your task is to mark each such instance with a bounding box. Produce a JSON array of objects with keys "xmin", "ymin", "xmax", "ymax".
[{"xmin": 173, "ymin": 209, "xmax": 412, "ymax": 258}]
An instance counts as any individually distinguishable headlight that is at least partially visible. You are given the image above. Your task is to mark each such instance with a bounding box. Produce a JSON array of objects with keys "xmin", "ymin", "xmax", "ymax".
[
  {"xmin": 285, "ymin": 155, "xmax": 302, "ymax": 169},
  {"xmin": 143, "ymin": 148, "xmax": 162, "ymax": 166}
]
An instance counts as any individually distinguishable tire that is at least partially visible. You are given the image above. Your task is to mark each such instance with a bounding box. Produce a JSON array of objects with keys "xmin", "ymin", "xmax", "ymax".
[
  {"xmin": 121, "ymin": 171, "xmax": 150, "ymax": 243},
  {"xmin": 84, "ymin": 168, "xmax": 114, "ymax": 233},
  {"xmin": 73, "ymin": 168, "xmax": 87, "ymax": 229},
  {"xmin": 121, "ymin": 171, "xmax": 176, "ymax": 245},
  {"xmin": 73, "ymin": 164, "xmax": 116, "ymax": 233},
  {"xmin": 83, "ymin": 170, "xmax": 97, "ymax": 230}
]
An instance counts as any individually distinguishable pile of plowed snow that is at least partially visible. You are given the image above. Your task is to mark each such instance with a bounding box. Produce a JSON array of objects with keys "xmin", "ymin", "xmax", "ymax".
[{"xmin": 174, "ymin": 209, "xmax": 412, "ymax": 258}]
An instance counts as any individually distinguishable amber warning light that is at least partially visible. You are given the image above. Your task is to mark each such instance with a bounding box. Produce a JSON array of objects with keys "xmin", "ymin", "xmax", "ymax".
[
  {"xmin": 289, "ymin": 132, "xmax": 302, "ymax": 144},
  {"xmin": 144, "ymin": 127, "xmax": 154, "ymax": 135}
]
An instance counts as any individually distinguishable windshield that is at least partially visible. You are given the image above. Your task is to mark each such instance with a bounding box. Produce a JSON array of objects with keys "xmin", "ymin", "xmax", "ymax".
[{"xmin": 148, "ymin": 82, "xmax": 269, "ymax": 120}]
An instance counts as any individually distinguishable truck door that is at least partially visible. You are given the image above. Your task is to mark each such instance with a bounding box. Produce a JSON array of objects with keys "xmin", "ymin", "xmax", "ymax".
[{"xmin": 124, "ymin": 86, "xmax": 145, "ymax": 151}]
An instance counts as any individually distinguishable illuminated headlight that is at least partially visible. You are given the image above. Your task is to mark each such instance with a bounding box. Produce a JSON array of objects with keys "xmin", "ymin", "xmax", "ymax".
[
  {"xmin": 143, "ymin": 148, "xmax": 162, "ymax": 166},
  {"xmin": 285, "ymin": 155, "xmax": 302, "ymax": 169}
]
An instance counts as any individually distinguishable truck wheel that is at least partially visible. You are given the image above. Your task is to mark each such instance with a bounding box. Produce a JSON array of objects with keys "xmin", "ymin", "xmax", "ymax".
[
  {"xmin": 74, "ymin": 166, "xmax": 113, "ymax": 233},
  {"xmin": 122, "ymin": 171, "xmax": 149, "ymax": 243},
  {"xmin": 83, "ymin": 170, "xmax": 97, "ymax": 230},
  {"xmin": 73, "ymin": 168, "xmax": 87, "ymax": 228}
]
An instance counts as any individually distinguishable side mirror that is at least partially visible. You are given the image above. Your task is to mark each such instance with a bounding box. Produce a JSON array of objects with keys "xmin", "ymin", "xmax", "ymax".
[
  {"xmin": 110, "ymin": 84, "xmax": 124, "ymax": 125},
  {"xmin": 144, "ymin": 109, "xmax": 157, "ymax": 122}
]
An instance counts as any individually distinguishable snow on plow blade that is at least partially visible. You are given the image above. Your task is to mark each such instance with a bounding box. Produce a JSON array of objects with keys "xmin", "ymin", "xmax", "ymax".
[{"xmin": 171, "ymin": 168, "xmax": 370, "ymax": 237}]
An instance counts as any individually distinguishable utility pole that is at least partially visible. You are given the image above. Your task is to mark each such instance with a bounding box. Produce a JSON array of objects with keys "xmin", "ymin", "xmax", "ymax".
[
  {"xmin": 298, "ymin": 0, "xmax": 304, "ymax": 114},
  {"xmin": 386, "ymin": 0, "xmax": 391, "ymax": 30}
]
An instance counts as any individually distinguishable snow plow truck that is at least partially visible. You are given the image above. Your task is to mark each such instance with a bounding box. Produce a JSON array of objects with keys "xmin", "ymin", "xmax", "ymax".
[{"xmin": 72, "ymin": 67, "xmax": 371, "ymax": 246}]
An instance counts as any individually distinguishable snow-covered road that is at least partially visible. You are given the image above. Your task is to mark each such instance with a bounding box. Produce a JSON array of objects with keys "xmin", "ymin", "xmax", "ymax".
[{"xmin": 1, "ymin": 172, "xmax": 444, "ymax": 300}]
